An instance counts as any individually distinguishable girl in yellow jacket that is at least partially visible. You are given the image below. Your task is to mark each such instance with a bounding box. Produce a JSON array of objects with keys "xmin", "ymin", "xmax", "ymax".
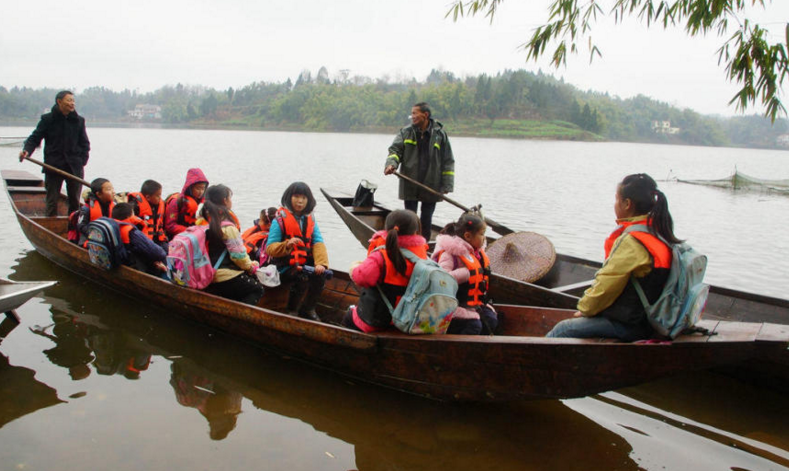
[{"xmin": 547, "ymin": 173, "xmax": 681, "ymax": 341}]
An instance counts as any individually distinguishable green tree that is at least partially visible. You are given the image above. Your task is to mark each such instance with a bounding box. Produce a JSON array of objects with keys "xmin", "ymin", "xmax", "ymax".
[{"xmin": 448, "ymin": 0, "xmax": 788, "ymax": 121}]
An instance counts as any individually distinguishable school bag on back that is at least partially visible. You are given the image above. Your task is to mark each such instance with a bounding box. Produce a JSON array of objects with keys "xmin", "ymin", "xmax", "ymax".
[
  {"xmin": 86, "ymin": 217, "xmax": 128, "ymax": 270},
  {"xmin": 625, "ymin": 225, "xmax": 710, "ymax": 339},
  {"xmin": 377, "ymin": 248, "xmax": 458, "ymax": 334},
  {"xmin": 166, "ymin": 225, "xmax": 227, "ymax": 289}
]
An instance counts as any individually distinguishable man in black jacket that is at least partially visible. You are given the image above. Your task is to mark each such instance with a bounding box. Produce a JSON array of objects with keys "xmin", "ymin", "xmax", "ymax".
[{"xmin": 19, "ymin": 90, "xmax": 91, "ymax": 216}]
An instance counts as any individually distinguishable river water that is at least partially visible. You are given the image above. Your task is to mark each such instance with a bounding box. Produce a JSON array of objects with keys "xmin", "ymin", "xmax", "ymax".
[{"xmin": 0, "ymin": 126, "xmax": 788, "ymax": 470}]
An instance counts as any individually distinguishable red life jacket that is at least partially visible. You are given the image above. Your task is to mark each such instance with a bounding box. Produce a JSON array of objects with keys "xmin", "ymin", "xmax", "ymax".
[
  {"xmin": 435, "ymin": 247, "xmax": 491, "ymax": 308},
  {"xmin": 604, "ymin": 220, "xmax": 671, "ymax": 269},
  {"xmin": 274, "ymin": 208, "xmax": 315, "ymax": 267},
  {"xmin": 128, "ymin": 192, "xmax": 167, "ymax": 243}
]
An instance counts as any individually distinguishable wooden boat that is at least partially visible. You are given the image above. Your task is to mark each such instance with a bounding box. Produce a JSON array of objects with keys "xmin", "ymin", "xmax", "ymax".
[
  {"xmin": 321, "ymin": 188, "xmax": 789, "ymax": 325},
  {"xmin": 0, "ymin": 277, "xmax": 56, "ymax": 318},
  {"xmin": 4, "ymin": 169, "xmax": 789, "ymax": 402}
]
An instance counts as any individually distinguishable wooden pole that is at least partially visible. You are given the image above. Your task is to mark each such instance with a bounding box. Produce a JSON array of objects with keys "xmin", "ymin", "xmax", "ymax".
[
  {"xmin": 393, "ymin": 171, "xmax": 514, "ymax": 236},
  {"xmin": 21, "ymin": 155, "xmax": 91, "ymax": 187}
]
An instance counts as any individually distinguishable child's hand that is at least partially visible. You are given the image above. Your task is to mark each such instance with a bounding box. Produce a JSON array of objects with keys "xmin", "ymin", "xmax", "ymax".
[
  {"xmin": 314, "ymin": 265, "xmax": 326, "ymax": 275},
  {"xmin": 573, "ymin": 311, "xmax": 584, "ymax": 318},
  {"xmin": 154, "ymin": 261, "xmax": 167, "ymax": 272}
]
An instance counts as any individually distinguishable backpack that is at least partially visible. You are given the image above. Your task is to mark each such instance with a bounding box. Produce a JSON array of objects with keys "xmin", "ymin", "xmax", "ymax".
[
  {"xmin": 166, "ymin": 224, "xmax": 228, "ymax": 289},
  {"xmin": 377, "ymin": 248, "xmax": 458, "ymax": 334},
  {"xmin": 86, "ymin": 217, "xmax": 128, "ymax": 270},
  {"xmin": 625, "ymin": 226, "xmax": 710, "ymax": 339}
]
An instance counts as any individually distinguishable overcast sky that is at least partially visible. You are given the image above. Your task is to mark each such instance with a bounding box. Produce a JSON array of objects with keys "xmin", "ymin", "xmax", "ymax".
[{"xmin": 2, "ymin": 0, "xmax": 787, "ymax": 116}]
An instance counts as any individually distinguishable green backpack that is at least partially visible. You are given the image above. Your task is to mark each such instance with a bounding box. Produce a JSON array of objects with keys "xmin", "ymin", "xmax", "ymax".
[{"xmin": 625, "ymin": 226, "xmax": 710, "ymax": 339}]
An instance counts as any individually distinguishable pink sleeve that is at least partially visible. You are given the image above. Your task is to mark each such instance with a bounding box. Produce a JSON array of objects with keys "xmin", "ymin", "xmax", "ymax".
[
  {"xmin": 438, "ymin": 252, "xmax": 470, "ymax": 284},
  {"xmin": 351, "ymin": 251, "xmax": 385, "ymax": 288},
  {"xmin": 165, "ymin": 198, "xmax": 187, "ymax": 236}
]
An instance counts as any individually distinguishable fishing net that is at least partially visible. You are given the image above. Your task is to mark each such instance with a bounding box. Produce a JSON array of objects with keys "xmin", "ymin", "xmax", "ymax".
[{"xmin": 674, "ymin": 170, "xmax": 789, "ymax": 195}]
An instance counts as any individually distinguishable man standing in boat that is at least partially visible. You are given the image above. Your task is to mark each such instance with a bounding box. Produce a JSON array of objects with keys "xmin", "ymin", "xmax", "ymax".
[
  {"xmin": 19, "ymin": 90, "xmax": 90, "ymax": 216},
  {"xmin": 384, "ymin": 102, "xmax": 454, "ymax": 241}
]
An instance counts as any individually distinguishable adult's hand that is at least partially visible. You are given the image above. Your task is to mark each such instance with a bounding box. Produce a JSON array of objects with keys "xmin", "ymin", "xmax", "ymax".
[
  {"xmin": 18, "ymin": 150, "xmax": 28, "ymax": 162},
  {"xmin": 384, "ymin": 165, "xmax": 396, "ymax": 175},
  {"xmin": 314, "ymin": 264, "xmax": 326, "ymax": 275}
]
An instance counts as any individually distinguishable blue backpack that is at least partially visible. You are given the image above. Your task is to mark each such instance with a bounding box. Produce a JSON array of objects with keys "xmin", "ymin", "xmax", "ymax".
[
  {"xmin": 625, "ymin": 226, "xmax": 710, "ymax": 339},
  {"xmin": 377, "ymin": 248, "xmax": 458, "ymax": 334},
  {"xmin": 86, "ymin": 217, "xmax": 128, "ymax": 270}
]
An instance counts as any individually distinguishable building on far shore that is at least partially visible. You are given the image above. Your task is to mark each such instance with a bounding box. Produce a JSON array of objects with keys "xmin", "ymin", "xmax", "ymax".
[
  {"xmin": 651, "ymin": 120, "xmax": 680, "ymax": 135},
  {"xmin": 128, "ymin": 104, "xmax": 162, "ymax": 120}
]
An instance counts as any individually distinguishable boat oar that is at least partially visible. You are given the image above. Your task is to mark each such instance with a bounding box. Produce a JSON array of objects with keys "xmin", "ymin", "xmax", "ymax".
[
  {"xmin": 20, "ymin": 155, "xmax": 90, "ymax": 187},
  {"xmin": 393, "ymin": 171, "xmax": 514, "ymax": 236}
]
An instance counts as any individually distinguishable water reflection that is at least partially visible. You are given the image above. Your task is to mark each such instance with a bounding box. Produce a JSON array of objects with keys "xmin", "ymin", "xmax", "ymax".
[
  {"xmin": 4, "ymin": 250, "xmax": 789, "ymax": 470},
  {"xmin": 0, "ymin": 315, "xmax": 64, "ymax": 429},
  {"xmin": 170, "ymin": 362, "xmax": 242, "ymax": 440}
]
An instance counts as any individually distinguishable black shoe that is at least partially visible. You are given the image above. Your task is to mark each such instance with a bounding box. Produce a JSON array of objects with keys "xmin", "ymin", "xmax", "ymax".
[{"xmin": 298, "ymin": 310, "xmax": 321, "ymax": 322}]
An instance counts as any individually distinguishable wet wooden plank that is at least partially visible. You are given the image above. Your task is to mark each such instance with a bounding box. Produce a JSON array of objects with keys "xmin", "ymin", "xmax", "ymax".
[
  {"xmin": 708, "ymin": 321, "xmax": 762, "ymax": 342},
  {"xmin": 756, "ymin": 322, "xmax": 789, "ymax": 342}
]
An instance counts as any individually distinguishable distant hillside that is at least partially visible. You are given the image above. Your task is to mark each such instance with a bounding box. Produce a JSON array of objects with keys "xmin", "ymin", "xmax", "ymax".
[{"xmin": 1, "ymin": 68, "xmax": 787, "ymax": 149}]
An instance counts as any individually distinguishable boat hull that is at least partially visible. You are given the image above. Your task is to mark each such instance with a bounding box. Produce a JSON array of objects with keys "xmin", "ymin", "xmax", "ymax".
[{"xmin": 5, "ymin": 170, "xmax": 789, "ymax": 401}]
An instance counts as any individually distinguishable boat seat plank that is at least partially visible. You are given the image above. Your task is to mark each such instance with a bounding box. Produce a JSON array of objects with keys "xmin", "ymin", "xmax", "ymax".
[
  {"xmin": 7, "ymin": 186, "xmax": 47, "ymax": 193},
  {"xmin": 708, "ymin": 321, "xmax": 763, "ymax": 342},
  {"xmin": 756, "ymin": 323, "xmax": 789, "ymax": 342}
]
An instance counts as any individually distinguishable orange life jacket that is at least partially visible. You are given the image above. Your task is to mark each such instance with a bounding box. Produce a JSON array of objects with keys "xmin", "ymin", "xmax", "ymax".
[
  {"xmin": 605, "ymin": 221, "xmax": 671, "ymax": 269},
  {"xmin": 435, "ymin": 248, "xmax": 491, "ymax": 308},
  {"xmin": 88, "ymin": 198, "xmax": 115, "ymax": 222},
  {"xmin": 275, "ymin": 208, "xmax": 315, "ymax": 267},
  {"xmin": 128, "ymin": 192, "xmax": 167, "ymax": 243},
  {"xmin": 165, "ymin": 193, "xmax": 200, "ymax": 227},
  {"xmin": 366, "ymin": 232, "xmax": 387, "ymax": 256},
  {"xmin": 81, "ymin": 198, "xmax": 116, "ymax": 248},
  {"xmin": 241, "ymin": 225, "xmax": 269, "ymax": 254},
  {"xmin": 378, "ymin": 244, "xmax": 429, "ymax": 306},
  {"xmin": 117, "ymin": 220, "xmax": 136, "ymax": 244}
]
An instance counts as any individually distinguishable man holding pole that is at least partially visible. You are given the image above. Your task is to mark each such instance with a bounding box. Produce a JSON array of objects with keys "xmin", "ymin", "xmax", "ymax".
[
  {"xmin": 19, "ymin": 90, "xmax": 90, "ymax": 216},
  {"xmin": 384, "ymin": 102, "xmax": 454, "ymax": 241}
]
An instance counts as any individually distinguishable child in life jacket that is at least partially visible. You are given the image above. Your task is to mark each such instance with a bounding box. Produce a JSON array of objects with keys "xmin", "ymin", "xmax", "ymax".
[
  {"xmin": 241, "ymin": 207, "xmax": 277, "ymax": 265},
  {"xmin": 199, "ymin": 184, "xmax": 264, "ymax": 306},
  {"xmin": 342, "ymin": 209, "xmax": 428, "ymax": 332},
  {"xmin": 76, "ymin": 177, "xmax": 115, "ymax": 246},
  {"xmin": 547, "ymin": 173, "xmax": 680, "ymax": 341},
  {"xmin": 111, "ymin": 203, "xmax": 168, "ymax": 275},
  {"xmin": 432, "ymin": 213, "xmax": 498, "ymax": 335},
  {"xmin": 265, "ymin": 182, "xmax": 328, "ymax": 321},
  {"xmin": 127, "ymin": 179, "xmax": 169, "ymax": 251},
  {"xmin": 165, "ymin": 168, "xmax": 208, "ymax": 239}
]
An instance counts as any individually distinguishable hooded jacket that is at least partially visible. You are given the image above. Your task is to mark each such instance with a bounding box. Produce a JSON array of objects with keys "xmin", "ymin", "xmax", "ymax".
[
  {"xmin": 165, "ymin": 168, "xmax": 208, "ymax": 238},
  {"xmin": 23, "ymin": 105, "xmax": 90, "ymax": 177},
  {"xmin": 385, "ymin": 119, "xmax": 454, "ymax": 202},
  {"xmin": 432, "ymin": 234, "xmax": 493, "ymax": 320}
]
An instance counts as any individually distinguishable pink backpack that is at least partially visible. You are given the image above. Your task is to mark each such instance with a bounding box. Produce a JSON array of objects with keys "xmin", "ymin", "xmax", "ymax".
[{"xmin": 166, "ymin": 222, "xmax": 232, "ymax": 289}]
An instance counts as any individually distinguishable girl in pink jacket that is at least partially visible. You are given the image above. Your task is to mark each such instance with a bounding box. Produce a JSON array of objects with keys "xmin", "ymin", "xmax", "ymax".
[{"xmin": 432, "ymin": 213, "xmax": 498, "ymax": 335}]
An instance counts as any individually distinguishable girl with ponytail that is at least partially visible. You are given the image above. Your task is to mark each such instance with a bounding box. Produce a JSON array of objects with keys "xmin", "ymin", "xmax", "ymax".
[
  {"xmin": 199, "ymin": 184, "xmax": 264, "ymax": 305},
  {"xmin": 547, "ymin": 173, "xmax": 679, "ymax": 341},
  {"xmin": 343, "ymin": 209, "xmax": 428, "ymax": 332},
  {"xmin": 432, "ymin": 212, "xmax": 497, "ymax": 335}
]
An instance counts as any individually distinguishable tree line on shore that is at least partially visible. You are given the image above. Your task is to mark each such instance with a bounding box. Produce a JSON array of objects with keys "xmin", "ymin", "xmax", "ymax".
[{"xmin": 1, "ymin": 68, "xmax": 786, "ymax": 149}]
